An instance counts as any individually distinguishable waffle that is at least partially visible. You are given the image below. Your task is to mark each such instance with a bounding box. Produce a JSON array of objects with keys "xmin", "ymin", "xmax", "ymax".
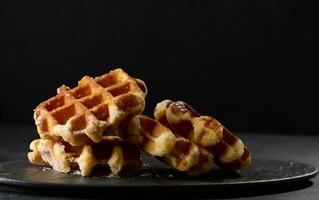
[
  {"xmin": 34, "ymin": 68, "xmax": 147, "ymax": 146},
  {"xmin": 154, "ymin": 100, "xmax": 251, "ymax": 170},
  {"xmin": 28, "ymin": 136, "xmax": 141, "ymax": 176},
  {"xmin": 118, "ymin": 115, "xmax": 214, "ymax": 175}
]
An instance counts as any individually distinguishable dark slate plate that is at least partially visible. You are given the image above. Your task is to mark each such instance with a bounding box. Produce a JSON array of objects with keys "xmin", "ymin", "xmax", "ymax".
[{"xmin": 0, "ymin": 159, "xmax": 317, "ymax": 196}]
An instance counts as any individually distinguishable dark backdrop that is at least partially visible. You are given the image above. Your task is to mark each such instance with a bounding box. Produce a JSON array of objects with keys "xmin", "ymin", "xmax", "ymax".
[{"xmin": 0, "ymin": 1, "xmax": 317, "ymax": 133}]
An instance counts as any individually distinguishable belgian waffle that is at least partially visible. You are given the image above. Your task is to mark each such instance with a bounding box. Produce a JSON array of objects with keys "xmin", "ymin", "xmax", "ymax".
[
  {"xmin": 34, "ymin": 69, "xmax": 147, "ymax": 146},
  {"xmin": 28, "ymin": 136, "xmax": 141, "ymax": 176},
  {"xmin": 154, "ymin": 100, "xmax": 251, "ymax": 170},
  {"xmin": 118, "ymin": 115, "xmax": 214, "ymax": 175}
]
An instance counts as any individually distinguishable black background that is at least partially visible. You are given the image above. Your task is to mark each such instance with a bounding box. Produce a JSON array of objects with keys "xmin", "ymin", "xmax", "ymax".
[{"xmin": 0, "ymin": 0, "xmax": 317, "ymax": 134}]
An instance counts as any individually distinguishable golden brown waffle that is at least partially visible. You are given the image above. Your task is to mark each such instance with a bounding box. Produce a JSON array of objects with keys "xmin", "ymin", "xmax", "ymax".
[
  {"xmin": 118, "ymin": 115, "xmax": 214, "ymax": 175},
  {"xmin": 154, "ymin": 100, "xmax": 251, "ymax": 170},
  {"xmin": 34, "ymin": 68, "xmax": 147, "ymax": 146},
  {"xmin": 28, "ymin": 136, "xmax": 141, "ymax": 176}
]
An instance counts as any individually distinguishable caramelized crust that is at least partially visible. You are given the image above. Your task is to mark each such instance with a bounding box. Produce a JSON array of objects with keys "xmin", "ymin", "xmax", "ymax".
[
  {"xmin": 154, "ymin": 100, "xmax": 251, "ymax": 170},
  {"xmin": 34, "ymin": 69, "xmax": 147, "ymax": 146}
]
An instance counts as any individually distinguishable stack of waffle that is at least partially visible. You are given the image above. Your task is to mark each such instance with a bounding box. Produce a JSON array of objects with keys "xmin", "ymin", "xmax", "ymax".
[
  {"xmin": 28, "ymin": 69, "xmax": 146, "ymax": 176},
  {"xmin": 28, "ymin": 68, "xmax": 251, "ymax": 177}
]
